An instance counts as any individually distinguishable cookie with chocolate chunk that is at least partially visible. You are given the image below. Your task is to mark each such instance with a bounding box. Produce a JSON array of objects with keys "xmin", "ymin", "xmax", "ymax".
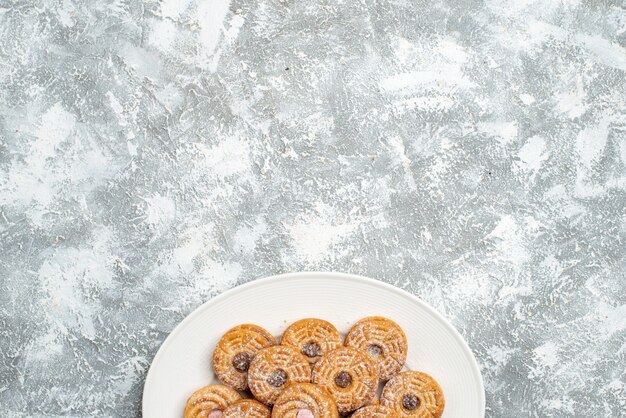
[
  {"xmin": 281, "ymin": 318, "xmax": 342, "ymax": 364},
  {"xmin": 345, "ymin": 317, "xmax": 407, "ymax": 381},
  {"xmin": 248, "ymin": 345, "xmax": 311, "ymax": 405},
  {"xmin": 380, "ymin": 371, "xmax": 445, "ymax": 417},
  {"xmin": 212, "ymin": 324, "xmax": 276, "ymax": 390},
  {"xmin": 312, "ymin": 347, "xmax": 379, "ymax": 414}
]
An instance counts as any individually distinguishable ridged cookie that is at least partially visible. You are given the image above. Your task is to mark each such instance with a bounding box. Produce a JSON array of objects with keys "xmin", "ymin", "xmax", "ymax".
[
  {"xmin": 183, "ymin": 385, "xmax": 241, "ymax": 418},
  {"xmin": 312, "ymin": 347, "xmax": 379, "ymax": 414},
  {"xmin": 345, "ymin": 317, "xmax": 407, "ymax": 381},
  {"xmin": 223, "ymin": 399, "xmax": 271, "ymax": 418},
  {"xmin": 381, "ymin": 371, "xmax": 445, "ymax": 418},
  {"xmin": 248, "ymin": 345, "xmax": 311, "ymax": 405},
  {"xmin": 352, "ymin": 405, "xmax": 400, "ymax": 418},
  {"xmin": 281, "ymin": 318, "xmax": 342, "ymax": 364},
  {"xmin": 272, "ymin": 383, "xmax": 339, "ymax": 418},
  {"xmin": 212, "ymin": 324, "xmax": 276, "ymax": 390}
]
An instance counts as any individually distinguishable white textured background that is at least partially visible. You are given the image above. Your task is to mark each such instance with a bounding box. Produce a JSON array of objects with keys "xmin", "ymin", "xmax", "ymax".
[{"xmin": 0, "ymin": 0, "xmax": 625, "ymax": 416}]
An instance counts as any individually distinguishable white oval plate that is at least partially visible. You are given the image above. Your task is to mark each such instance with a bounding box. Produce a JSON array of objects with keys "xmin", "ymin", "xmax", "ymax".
[{"xmin": 142, "ymin": 272, "xmax": 485, "ymax": 417}]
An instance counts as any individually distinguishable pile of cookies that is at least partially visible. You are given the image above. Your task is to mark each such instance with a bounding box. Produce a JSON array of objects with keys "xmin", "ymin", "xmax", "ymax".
[{"xmin": 184, "ymin": 317, "xmax": 445, "ymax": 417}]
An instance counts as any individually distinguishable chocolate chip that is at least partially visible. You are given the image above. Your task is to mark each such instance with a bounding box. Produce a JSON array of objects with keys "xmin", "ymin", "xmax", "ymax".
[
  {"xmin": 334, "ymin": 371, "xmax": 352, "ymax": 388},
  {"xmin": 267, "ymin": 369, "xmax": 288, "ymax": 387},
  {"xmin": 301, "ymin": 342, "xmax": 321, "ymax": 358},
  {"xmin": 231, "ymin": 352, "xmax": 253, "ymax": 372},
  {"xmin": 402, "ymin": 394, "xmax": 420, "ymax": 410},
  {"xmin": 368, "ymin": 344, "xmax": 383, "ymax": 357}
]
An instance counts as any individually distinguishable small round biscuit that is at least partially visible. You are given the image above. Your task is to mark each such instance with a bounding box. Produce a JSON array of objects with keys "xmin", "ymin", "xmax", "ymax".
[
  {"xmin": 223, "ymin": 399, "xmax": 271, "ymax": 418},
  {"xmin": 212, "ymin": 324, "xmax": 276, "ymax": 390},
  {"xmin": 352, "ymin": 405, "xmax": 400, "ymax": 418},
  {"xmin": 312, "ymin": 347, "xmax": 379, "ymax": 414},
  {"xmin": 272, "ymin": 383, "xmax": 339, "ymax": 418},
  {"xmin": 281, "ymin": 318, "xmax": 342, "ymax": 364},
  {"xmin": 248, "ymin": 345, "xmax": 312, "ymax": 405},
  {"xmin": 381, "ymin": 371, "xmax": 445, "ymax": 418},
  {"xmin": 345, "ymin": 317, "xmax": 408, "ymax": 381},
  {"xmin": 183, "ymin": 385, "xmax": 241, "ymax": 418}
]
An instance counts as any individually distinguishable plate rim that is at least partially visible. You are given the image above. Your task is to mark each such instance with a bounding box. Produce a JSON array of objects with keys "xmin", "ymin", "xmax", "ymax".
[{"xmin": 142, "ymin": 271, "xmax": 486, "ymax": 415}]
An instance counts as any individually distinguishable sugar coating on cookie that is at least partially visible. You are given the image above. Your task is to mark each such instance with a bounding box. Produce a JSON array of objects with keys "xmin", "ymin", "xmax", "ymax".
[
  {"xmin": 212, "ymin": 324, "xmax": 277, "ymax": 390},
  {"xmin": 222, "ymin": 399, "xmax": 271, "ymax": 418},
  {"xmin": 370, "ymin": 390, "xmax": 380, "ymax": 404},
  {"xmin": 351, "ymin": 404, "xmax": 400, "ymax": 418},
  {"xmin": 183, "ymin": 384, "xmax": 241, "ymax": 418},
  {"xmin": 281, "ymin": 318, "xmax": 343, "ymax": 364},
  {"xmin": 249, "ymin": 345, "xmax": 312, "ymax": 405},
  {"xmin": 312, "ymin": 346, "xmax": 379, "ymax": 414},
  {"xmin": 272, "ymin": 383, "xmax": 339, "ymax": 418},
  {"xmin": 381, "ymin": 371, "xmax": 445, "ymax": 418},
  {"xmin": 345, "ymin": 317, "xmax": 408, "ymax": 381}
]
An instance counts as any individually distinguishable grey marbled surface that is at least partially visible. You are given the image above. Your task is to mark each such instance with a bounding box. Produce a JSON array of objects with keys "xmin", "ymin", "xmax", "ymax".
[{"xmin": 1, "ymin": 0, "xmax": 625, "ymax": 416}]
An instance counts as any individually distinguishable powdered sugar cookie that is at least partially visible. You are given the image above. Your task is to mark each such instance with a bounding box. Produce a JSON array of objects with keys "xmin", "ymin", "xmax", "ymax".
[
  {"xmin": 312, "ymin": 347, "xmax": 379, "ymax": 414},
  {"xmin": 352, "ymin": 405, "xmax": 400, "ymax": 418},
  {"xmin": 381, "ymin": 371, "xmax": 445, "ymax": 417},
  {"xmin": 223, "ymin": 399, "xmax": 270, "ymax": 418},
  {"xmin": 272, "ymin": 383, "xmax": 339, "ymax": 418},
  {"xmin": 345, "ymin": 317, "xmax": 407, "ymax": 381},
  {"xmin": 183, "ymin": 385, "xmax": 241, "ymax": 418},
  {"xmin": 281, "ymin": 318, "xmax": 342, "ymax": 364},
  {"xmin": 248, "ymin": 345, "xmax": 311, "ymax": 405},
  {"xmin": 212, "ymin": 324, "xmax": 276, "ymax": 390}
]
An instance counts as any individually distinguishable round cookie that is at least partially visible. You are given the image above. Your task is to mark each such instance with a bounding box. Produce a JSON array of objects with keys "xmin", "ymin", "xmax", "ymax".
[
  {"xmin": 223, "ymin": 399, "xmax": 271, "ymax": 418},
  {"xmin": 213, "ymin": 324, "xmax": 277, "ymax": 390},
  {"xmin": 281, "ymin": 318, "xmax": 343, "ymax": 364},
  {"xmin": 312, "ymin": 347, "xmax": 379, "ymax": 414},
  {"xmin": 352, "ymin": 405, "xmax": 400, "ymax": 418},
  {"xmin": 381, "ymin": 371, "xmax": 445, "ymax": 418},
  {"xmin": 345, "ymin": 317, "xmax": 408, "ymax": 381},
  {"xmin": 272, "ymin": 383, "xmax": 339, "ymax": 418},
  {"xmin": 183, "ymin": 384, "xmax": 241, "ymax": 418},
  {"xmin": 248, "ymin": 345, "xmax": 312, "ymax": 405}
]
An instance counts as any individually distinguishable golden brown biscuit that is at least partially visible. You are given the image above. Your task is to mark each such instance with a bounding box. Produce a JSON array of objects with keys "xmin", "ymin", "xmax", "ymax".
[
  {"xmin": 345, "ymin": 317, "xmax": 408, "ymax": 381},
  {"xmin": 222, "ymin": 399, "xmax": 271, "ymax": 418},
  {"xmin": 312, "ymin": 347, "xmax": 379, "ymax": 414},
  {"xmin": 272, "ymin": 383, "xmax": 339, "ymax": 418},
  {"xmin": 381, "ymin": 371, "xmax": 445, "ymax": 418},
  {"xmin": 183, "ymin": 384, "xmax": 241, "ymax": 418},
  {"xmin": 212, "ymin": 324, "xmax": 277, "ymax": 390},
  {"xmin": 248, "ymin": 345, "xmax": 312, "ymax": 405},
  {"xmin": 352, "ymin": 405, "xmax": 400, "ymax": 418},
  {"xmin": 281, "ymin": 319, "xmax": 343, "ymax": 364}
]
